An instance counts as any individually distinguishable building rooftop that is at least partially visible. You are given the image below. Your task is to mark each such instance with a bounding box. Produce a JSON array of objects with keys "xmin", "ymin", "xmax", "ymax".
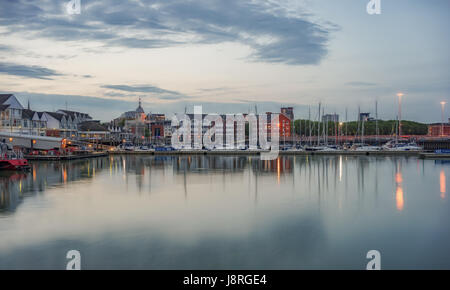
[
  {"xmin": 0, "ymin": 104, "xmax": 10, "ymax": 111},
  {"xmin": 45, "ymin": 112, "xmax": 66, "ymax": 121},
  {"xmin": 58, "ymin": 109, "xmax": 92, "ymax": 119},
  {"xmin": 22, "ymin": 109, "xmax": 36, "ymax": 120},
  {"xmin": 0, "ymin": 94, "xmax": 13, "ymax": 105},
  {"xmin": 78, "ymin": 121, "xmax": 109, "ymax": 132}
]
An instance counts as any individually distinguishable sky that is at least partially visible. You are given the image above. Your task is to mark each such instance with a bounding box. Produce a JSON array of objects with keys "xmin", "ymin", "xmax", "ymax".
[{"xmin": 0, "ymin": 0, "xmax": 449, "ymax": 122}]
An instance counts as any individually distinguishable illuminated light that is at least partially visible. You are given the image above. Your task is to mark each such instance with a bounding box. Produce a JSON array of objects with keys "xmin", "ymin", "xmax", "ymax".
[
  {"xmin": 32, "ymin": 139, "xmax": 36, "ymax": 144},
  {"xmin": 9, "ymin": 137, "xmax": 13, "ymax": 142},
  {"xmin": 395, "ymin": 172, "xmax": 403, "ymax": 183},
  {"xmin": 396, "ymin": 186, "xmax": 404, "ymax": 211},
  {"xmin": 440, "ymin": 170, "xmax": 446, "ymax": 199},
  {"xmin": 277, "ymin": 157, "xmax": 281, "ymax": 184}
]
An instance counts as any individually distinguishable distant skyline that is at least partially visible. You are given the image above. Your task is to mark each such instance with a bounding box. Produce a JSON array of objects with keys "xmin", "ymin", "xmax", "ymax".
[{"xmin": 0, "ymin": 0, "xmax": 449, "ymax": 122}]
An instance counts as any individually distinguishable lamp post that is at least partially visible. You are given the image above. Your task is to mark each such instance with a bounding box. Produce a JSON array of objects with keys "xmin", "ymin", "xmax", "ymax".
[
  {"xmin": 397, "ymin": 93, "xmax": 404, "ymax": 137},
  {"xmin": 441, "ymin": 101, "xmax": 447, "ymax": 137}
]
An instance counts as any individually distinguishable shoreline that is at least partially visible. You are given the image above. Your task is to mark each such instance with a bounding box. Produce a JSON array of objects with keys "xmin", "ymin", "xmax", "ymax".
[{"xmin": 23, "ymin": 150, "xmax": 450, "ymax": 161}]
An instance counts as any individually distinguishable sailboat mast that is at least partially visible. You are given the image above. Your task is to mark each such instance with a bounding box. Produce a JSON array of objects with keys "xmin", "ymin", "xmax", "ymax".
[
  {"xmin": 345, "ymin": 107, "xmax": 348, "ymax": 141},
  {"xmin": 357, "ymin": 106, "xmax": 361, "ymax": 143},
  {"xmin": 308, "ymin": 106, "xmax": 311, "ymax": 146},
  {"xmin": 375, "ymin": 100, "xmax": 379, "ymax": 145},
  {"xmin": 317, "ymin": 103, "xmax": 321, "ymax": 146}
]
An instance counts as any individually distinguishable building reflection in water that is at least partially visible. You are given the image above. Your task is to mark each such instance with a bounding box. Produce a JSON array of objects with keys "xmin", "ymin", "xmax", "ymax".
[
  {"xmin": 0, "ymin": 158, "xmax": 105, "ymax": 212},
  {"xmin": 1, "ymin": 155, "xmax": 447, "ymax": 214}
]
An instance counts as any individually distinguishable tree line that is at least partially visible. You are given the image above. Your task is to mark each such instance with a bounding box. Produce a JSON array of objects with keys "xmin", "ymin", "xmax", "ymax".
[{"xmin": 293, "ymin": 119, "xmax": 428, "ymax": 136}]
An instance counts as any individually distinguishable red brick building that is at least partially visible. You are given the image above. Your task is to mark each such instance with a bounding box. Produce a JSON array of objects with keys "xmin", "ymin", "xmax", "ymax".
[
  {"xmin": 428, "ymin": 123, "xmax": 450, "ymax": 136},
  {"xmin": 266, "ymin": 112, "xmax": 291, "ymax": 138}
]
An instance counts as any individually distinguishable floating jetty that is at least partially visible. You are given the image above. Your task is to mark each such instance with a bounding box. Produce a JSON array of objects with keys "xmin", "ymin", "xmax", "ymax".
[
  {"xmin": 25, "ymin": 150, "xmax": 450, "ymax": 160},
  {"xmin": 25, "ymin": 152, "xmax": 108, "ymax": 161},
  {"xmin": 109, "ymin": 149, "xmax": 432, "ymax": 157},
  {"xmin": 419, "ymin": 153, "xmax": 450, "ymax": 159}
]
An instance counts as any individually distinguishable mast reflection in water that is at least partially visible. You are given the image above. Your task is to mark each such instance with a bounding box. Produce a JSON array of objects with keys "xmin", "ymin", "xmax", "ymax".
[{"xmin": 0, "ymin": 155, "xmax": 449, "ymax": 269}]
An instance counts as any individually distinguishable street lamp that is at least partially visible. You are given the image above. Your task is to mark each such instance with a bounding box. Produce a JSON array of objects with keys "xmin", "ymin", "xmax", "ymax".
[
  {"xmin": 397, "ymin": 93, "xmax": 404, "ymax": 137},
  {"xmin": 441, "ymin": 101, "xmax": 447, "ymax": 136}
]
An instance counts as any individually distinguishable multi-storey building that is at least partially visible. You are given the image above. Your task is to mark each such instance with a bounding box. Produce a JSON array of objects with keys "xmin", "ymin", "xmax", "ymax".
[
  {"xmin": 281, "ymin": 107, "xmax": 294, "ymax": 121},
  {"xmin": 0, "ymin": 94, "xmax": 48, "ymax": 135},
  {"xmin": 428, "ymin": 123, "xmax": 450, "ymax": 137},
  {"xmin": 322, "ymin": 114, "xmax": 339, "ymax": 123}
]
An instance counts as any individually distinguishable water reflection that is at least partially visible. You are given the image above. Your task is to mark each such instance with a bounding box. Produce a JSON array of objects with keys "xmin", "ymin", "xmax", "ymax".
[
  {"xmin": 395, "ymin": 163, "xmax": 404, "ymax": 211},
  {"xmin": 1, "ymin": 155, "xmax": 448, "ymax": 214},
  {"xmin": 0, "ymin": 155, "xmax": 449, "ymax": 269}
]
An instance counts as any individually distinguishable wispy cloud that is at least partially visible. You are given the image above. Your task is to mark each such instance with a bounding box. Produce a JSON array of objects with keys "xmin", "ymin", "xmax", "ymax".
[
  {"xmin": 346, "ymin": 81, "xmax": 378, "ymax": 87},
  {"xmin": 0, "ymin": 45, "xmax": 11, "ymax": 51},
  {"xmin": 0, "ymin": 62, "xmax": 62, "ymax": 79},
  {"xmin": 0, "ymin": 0, "xmax": 335, "ymax": 65},
  {"xmin": 102, "ymin": 84, "xmax": 187, "ymax": 100}
]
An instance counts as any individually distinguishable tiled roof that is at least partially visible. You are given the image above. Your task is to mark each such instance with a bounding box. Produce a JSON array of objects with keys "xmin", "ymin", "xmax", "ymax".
[
  {"xmin": 0, "ymin": 104, "xmax": 10, "ymax": 111},
  {"xmin": 46, "ymin": 112, "xmax": 65, "ymax": 121},
  {"xmin": 59, "ymin": 110, "xmax": 92, "ymax": 119},
  {"xmin": 0, "ymin": 94, "xmax": 13, "ymax": 104},
  {"xmin": 22, "ymin": 109, "xmax": 35, "ymax": 120}
]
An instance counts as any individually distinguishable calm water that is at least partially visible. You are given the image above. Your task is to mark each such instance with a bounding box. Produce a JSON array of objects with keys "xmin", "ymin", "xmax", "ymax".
[{"xmin": 0, "ymin": 155, "xmax": 449, "ymax": 269}]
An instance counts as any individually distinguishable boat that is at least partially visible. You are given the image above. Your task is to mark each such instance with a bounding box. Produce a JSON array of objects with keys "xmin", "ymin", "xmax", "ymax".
[
  {"xmin": 305, "ymin": 145, "xmax": 339, "ymax": 151},
  {"xmin": 351, "ymin": 143, "xmax": 382, "ymax": 152},
  {"xmin": 382, "ymin": 140, "xmax": 422, "ymax": 151},
  {"xmin": 0, "ymin": 143, "xmax": 30, "ymax": 171}
]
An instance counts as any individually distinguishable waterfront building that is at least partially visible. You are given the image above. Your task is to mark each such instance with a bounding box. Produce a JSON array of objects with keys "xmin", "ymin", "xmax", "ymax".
[
  {"xmin": 428, "ymin": 122, "xmax": 450, "ymax": 137},
  {"xmin": 266, "ymin": 112, "xmax": 292, "ymax": 140},
  {"xmin": 56, "ymin": 110, "xmax": 92, "ymax": 125},
  {"xmin": 42, "ymin": 112, "xmax": 78, "ymax": 138},
  {"xmin": 322, "ymin": 113, "xmax": 339, "ymax": 123},
  {"xmin": 359, "ymin": 112, "xmax": 371, "ymax": 122},
  {"xmin": 21, "ymin": 109, "xmax": 47, "ymax": 136},
  {"xmin": 120, "ymin": 98, "xmax": 146, "ymax": 122},
  {"xmin": 173, "ymin": 110, "xmax": 291, "ymax": 148},
  {"xmin": 0, "ymin": 94, "xmax": 25, "ymax": 133},
  {"xmin": 0, "ymin": 94, "xmax": 50, "ymax": 136},
  {"xmin": 281, "ymin": 107, "xmax": 294, "ymax": 121},
  {"xmin": 78, "ymin": 120, "xmax": 111, "ymax": 142}
]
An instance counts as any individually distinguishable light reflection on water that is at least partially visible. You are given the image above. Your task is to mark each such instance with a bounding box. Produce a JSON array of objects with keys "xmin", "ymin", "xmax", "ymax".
[{"xmin": 0, "ymin": 155, "xmax": 449, "ymax": 269}]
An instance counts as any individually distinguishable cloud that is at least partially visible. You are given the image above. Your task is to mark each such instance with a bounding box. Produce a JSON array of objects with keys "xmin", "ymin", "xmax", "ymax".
[
  {"xmin": 0, "ymin": 62, "xmax": 62, "ymax": 79},
  {"xmin": 102, "ymin": 84, "xmax": 187, "ymax": 100},
  {"xmin": 0, "ymin": 45, "xmax": 11, "ymax": 51},
  {"xmin": 0, "ymin": 0, "xmax": 335, "ymax": 65},
  {"xmin": 346, "ymin": 81, "xmax": 378, "ymax": 87}
]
